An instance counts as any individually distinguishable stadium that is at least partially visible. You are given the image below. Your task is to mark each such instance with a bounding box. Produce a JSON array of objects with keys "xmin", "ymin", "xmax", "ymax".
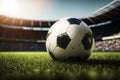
[{"xmin": 0, "ymin": 0, "xmax": 120, "ymax": 80}]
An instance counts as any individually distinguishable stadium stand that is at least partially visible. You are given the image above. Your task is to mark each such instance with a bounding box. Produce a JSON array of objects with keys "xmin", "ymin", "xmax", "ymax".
[
  {"xmin": 94, "ymin": 38, "xmax": 120, "ymax": 51},
  {"xmin": 0, "ymin": 0, "xmax": 120, "ymax": 51},
  {"xmin": 0, "ymin": 15, "xmax": 55, "ymax": 27},
  {"xmin": 86, "ymin": 0, "xmax": 120, "ymax": 51}
]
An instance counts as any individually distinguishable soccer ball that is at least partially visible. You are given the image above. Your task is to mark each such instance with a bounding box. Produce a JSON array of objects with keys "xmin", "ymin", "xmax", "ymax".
[{"xmin": 46, "ymin": 17, "xmax": 94, "ymax": 61}]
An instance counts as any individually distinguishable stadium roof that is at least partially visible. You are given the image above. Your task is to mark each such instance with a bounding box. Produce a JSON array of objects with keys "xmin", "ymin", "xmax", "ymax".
[
  {"xmin": 82, "ymin": 0, "xmax": 120, "ymax": 25},
  {"xmin": 0, "ymin": 0, "xmax": 120, "ymax": 28}
]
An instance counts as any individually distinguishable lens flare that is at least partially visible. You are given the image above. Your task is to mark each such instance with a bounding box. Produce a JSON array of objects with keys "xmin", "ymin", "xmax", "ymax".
[{"xmin": 1, "ymin": 0, "xmax": 19, "ymax": 16}]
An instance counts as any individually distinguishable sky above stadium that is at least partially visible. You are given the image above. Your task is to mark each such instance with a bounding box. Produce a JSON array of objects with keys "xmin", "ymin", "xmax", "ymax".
[{"xmin": 0, "ymin": 0, "xmax": 112, "ymax": 20}]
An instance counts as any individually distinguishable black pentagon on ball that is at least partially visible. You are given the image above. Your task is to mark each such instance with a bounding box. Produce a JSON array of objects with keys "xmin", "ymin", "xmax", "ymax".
[
  {"xmin": 57, "ymin": 33, "xmax": 71, "ymax": 49},
  {"xmin": 82, "ymin": 33, "xmax": 93, "ymax": 50},
  {"xmin": 67, "ymin": 18, "xmax": 81, "ymax": 25},
  {"xmin": 48, "ymin": 48, "xmax": 57, "ymax": 60}
]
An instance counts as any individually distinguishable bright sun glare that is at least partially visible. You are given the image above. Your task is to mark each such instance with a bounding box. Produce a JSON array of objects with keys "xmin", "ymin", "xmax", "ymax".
[
  {"xmin": 0, "ymin": 0, "xmax": 53, "ymax": 19},
  {"xmin": 1, "ymin": 0, "xmax": 19, "ymax": 16}
]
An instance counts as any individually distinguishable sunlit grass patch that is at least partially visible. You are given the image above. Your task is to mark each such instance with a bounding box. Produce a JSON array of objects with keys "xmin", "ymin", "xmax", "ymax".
[{"xmin": 0, "ymin": 52, "xmax": 120, "ymax": 80}]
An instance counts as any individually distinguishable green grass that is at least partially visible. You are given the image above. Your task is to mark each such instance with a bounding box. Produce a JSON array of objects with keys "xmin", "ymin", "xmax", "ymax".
[{"xmin": 0, "ymin": 52, "xmax": 120, "ymax": 80}]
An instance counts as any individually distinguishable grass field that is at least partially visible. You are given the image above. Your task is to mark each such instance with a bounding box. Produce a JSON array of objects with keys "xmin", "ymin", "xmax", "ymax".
[{"xmin": 0, "ymin": 52, "xmax": 120, "ymax": 80}]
